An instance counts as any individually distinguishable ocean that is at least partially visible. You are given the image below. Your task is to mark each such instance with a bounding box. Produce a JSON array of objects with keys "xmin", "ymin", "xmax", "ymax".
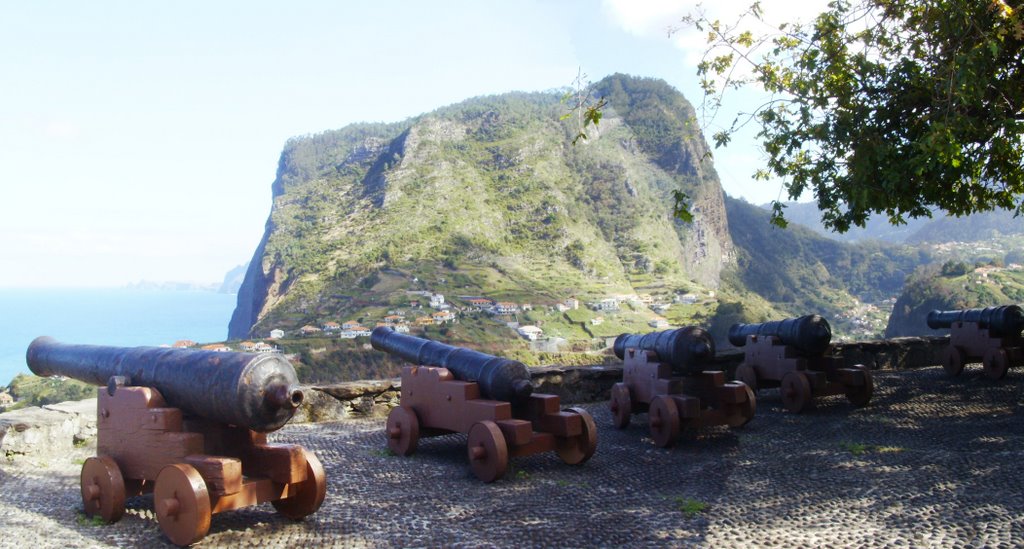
[{"xmin": 0, "ymin": 288, "xmax": 238, "ymax": 386}]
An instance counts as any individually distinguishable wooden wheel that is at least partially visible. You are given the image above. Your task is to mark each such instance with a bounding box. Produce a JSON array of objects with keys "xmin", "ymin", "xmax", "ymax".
[
  {"xmin": 385, "ymin": 406, "xmax": 420, "ymax": 456},
  {"xmin": 609, "ymin": 383, "xmax": 632, "ymax": 429},
  {"xmin": 845, "ymin": 366, "xmax": 874, "ymax": 407},
  {"xmin": 154, "ymin": 464, "xmax": 211, "ymax": 547},
  {"xmin": 80, "ymin": 456, "xmax": 126, "ymax": 523},
  {"xmin": 943, "ymin": 345, "xmax": 966, "ymax": 376},
  {"xmin": 983, "ymin": 348, "xmax": 1010, "ymax": 380},
  {"xmin": 648, "ymin": 395, "xmax": 680, "ymax": 448},
  {"xmin": 728, "ymin": 382, "xmax": 757, "ymax": 428},
  {"xmin": 272, "ymin": 448, "xmax": 328, "ymax": 520},
  {"xmin": 780, "ymin": 371, "xmax": 812, "ymax": 413},
  {"xmin": 556, "ymin": 407, "xmax": 598, "ymax": 465},
  {"xmin": 467, "ymin": 421, "xmax": 508, "ymax": 483},
  {"xmin": 734, "ymin": 363, "xmax": 758, "ymax": 393}
]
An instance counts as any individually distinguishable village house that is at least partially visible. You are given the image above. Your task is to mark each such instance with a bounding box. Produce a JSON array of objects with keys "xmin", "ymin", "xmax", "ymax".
[
  {"xmin": 590, "ymin": 316, "xmax": 605, "ymax": 325},
  {"xmin": 429, "ymin": 293, "xmax": 445, "ymax": 308},
  {"xmin": 409, "ymin": 300, "xmax": 421, "ymax": 308},
  {"xmin": 415, "ymin": 316, "xmax": 435, "ymax": 326},
  {"xmin": 0, "ymin": 391, "xmax": 15, "ymax": 408},
  {"xmin": 393, "ymin": 323, "xmax": 411, "ymax": 333},
  {"xmin": 521, "ymin": 303, "xmax": 533, "ymax": 311},
  {"xmin": 493, "ymin": 302, "xmax": 519, "ymax": 315},
  {"xmin": 299, "ymin": 325, "xmax": 322, "ymax": 336},
  {"xmin": 591, "ymin": 298, "xmax": 619, "ymax": 312},
  {"xmin": 555, "ymin": 303, "xmax": 570, "ymax": 312},
  {"xmin": 432, "ymin": 311, "xmax": 456, "ymax": 324},
  {"xmin": 322, "ymin": 321, "xmax": 341, "ymax": 332},
  {"xmin": 465, "ymin": 297, "xmax": 494, "ymax": 310},
  {"xmin": 252, "ymin": 342, "xmax": 278, "ymax": 353},
  {"xmin": 200, "ymin": 343, "xmax": 232, "ymax": 352},
  {"xmin": 238, "ymin": 341, "xmax": 258, "ymax": 352},
  {"xmin": 516, "ymin": 325, "xmax": 543, "ymax": 341},
  {"xmin": 383, "ymin": 315, "xmax": 404, "ymax": 325},
  {"xmin": 564, "ymin": 298, "xmax": 580, "ymax": 310},
  {"xmin": 342, "ymin": 320, "xmax": 361, "ymax": 331},
  {"xmin": 648, "ymin": 318, "xmax": 670, "ymax": 329},
  {"xmin": 172, "ymin": 340, "xmax": 197, "ymax": 348},
  {"xmin": 268, "ymin": 329, "xmax": 285, "ymax": 339}
]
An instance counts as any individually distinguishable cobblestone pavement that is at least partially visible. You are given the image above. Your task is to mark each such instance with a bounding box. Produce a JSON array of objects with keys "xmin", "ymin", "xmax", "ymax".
[{"xmin": 1, "ymin": 365, "xmax": 1022, "ymax": 548}]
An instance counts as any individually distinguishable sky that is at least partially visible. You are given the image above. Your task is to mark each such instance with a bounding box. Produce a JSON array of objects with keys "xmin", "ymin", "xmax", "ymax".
[{"xmin": 1, "ymin": 0, "xmax": 828, "ymax": 288}]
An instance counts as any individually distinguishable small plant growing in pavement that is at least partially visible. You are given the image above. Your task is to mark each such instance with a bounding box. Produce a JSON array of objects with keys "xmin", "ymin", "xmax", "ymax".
[{"xmin": 675, "ymin": 497, "xmax": 707, "ymax": 518}]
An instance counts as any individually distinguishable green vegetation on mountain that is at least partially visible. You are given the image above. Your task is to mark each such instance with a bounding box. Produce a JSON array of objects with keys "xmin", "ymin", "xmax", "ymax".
[
  {"xmin": 5, "ymin": 374, "xmax": 95, "ymax": 409},
  {"xmin": 229, "ymin": 74, "xmax": 938, "ymax": 380}
]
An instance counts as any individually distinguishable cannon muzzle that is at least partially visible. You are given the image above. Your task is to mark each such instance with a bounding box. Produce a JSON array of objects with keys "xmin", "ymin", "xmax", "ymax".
[
  {"xmin": 26, "ymin": 336, "xmax": 303, "ymax": 432},
  {"xmin": 926, "ymin": 305, "xmax": 1024, "ymax": 337},
  {"xmin": 370, "ymin": 327, "xmax": 533, "ymax": 403},
  {"xmin": 613, "ymin": 326, "xmax": 715, "ymax": 377},
  {"xmin": 728, "ymin": 315, "xmax": 832, "ymax": 355}
]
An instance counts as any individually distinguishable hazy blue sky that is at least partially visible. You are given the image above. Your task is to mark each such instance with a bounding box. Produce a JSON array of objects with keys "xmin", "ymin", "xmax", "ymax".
[{"xmin": 1, "ymin": 0, "xmax": 825, "ymax": 288}]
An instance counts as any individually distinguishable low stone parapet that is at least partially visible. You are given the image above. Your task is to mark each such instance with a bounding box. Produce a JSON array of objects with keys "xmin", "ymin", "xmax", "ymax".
[{"xmin": 0, "ymin": 399, "xmax": 97, "ymax": 458}]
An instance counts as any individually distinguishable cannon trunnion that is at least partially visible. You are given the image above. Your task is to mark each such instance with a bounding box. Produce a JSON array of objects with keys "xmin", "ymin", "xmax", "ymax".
[
  {"xmin": 372, "ymin": 327, "xmax": 597, "ymax": 482},
  {"xmin": 730, "ymin": 316, "xmax": 873, "ymax": 413},
  {"xmin": 609, "ymin": 327, "xmax": 756, "ymax": 448},
  {"xmin": 27, "ymin": 337, "xmax": 326, "ymax": 546},
  {"xmin": 929, "ymin": 306, "xmax": 1024, "ymax": 380}
]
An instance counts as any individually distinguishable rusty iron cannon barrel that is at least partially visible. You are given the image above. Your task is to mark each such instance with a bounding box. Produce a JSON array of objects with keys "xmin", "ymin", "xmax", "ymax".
[
  {"xmin": 26, "ymin": 336, "xmax": 303, "ymax": 432},
  {"xmin": 613, "ymin": 326, "xmax": 716, "ymax": 377},
  {"xmin": 927, "ymin": 305, "xmax": 1024, "ymax": 337},
  {"xmin": 370, "ymin": 326, "xmax": 533, "ymax": 403},
  {"xmin": 728, "ymin": 314, "xmax": 832, "ymax": 356}
]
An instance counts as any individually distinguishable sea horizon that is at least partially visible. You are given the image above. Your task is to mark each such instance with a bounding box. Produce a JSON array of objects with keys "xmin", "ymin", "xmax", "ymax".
[{"xmin": 1, "ymin": 287, "xmax": 238, "ymax": 387}]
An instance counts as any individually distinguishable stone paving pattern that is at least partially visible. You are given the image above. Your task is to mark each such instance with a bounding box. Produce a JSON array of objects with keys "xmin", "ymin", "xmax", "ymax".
[{"xmin": 1, "ymin": 365, "xmax": 1022, "ymax": 548}]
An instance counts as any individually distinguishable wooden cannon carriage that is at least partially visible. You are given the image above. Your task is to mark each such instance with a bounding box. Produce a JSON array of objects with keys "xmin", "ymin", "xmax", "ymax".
[
  {"xmin": 930, "ymin": 306, "xmax": 1024, "ymax": 380},
  {"xmin": 730, "ymin": 315, "xmax": 873, "ymax": 413},
  {"xmin": 28, "ymin": 337, "xmax": 327, "ymax": 546},
  {"xmin": 609, "ymin": 327, "xmax": 756, "ymax": 448},
  {"xmin": 372, "ymin": 327, "xmax": 597, "ymax": 483}
]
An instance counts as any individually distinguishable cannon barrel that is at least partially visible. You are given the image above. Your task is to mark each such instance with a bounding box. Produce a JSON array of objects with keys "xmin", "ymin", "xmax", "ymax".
[
  {"xmin": 370, "ymin": 327, "xmax": 533, "ymax": 403},
  {"xmin": 612, "ymin": 326, "xmax": 716, "ymax": 377},
  {"xmin": 926, "ymin": 305, "xmax": 1024, "ymax": 337},
  {"xmin": 728, "ymin": 315, "xmax": 832, "ymax": 355},
  {"xmin": 26, "ymin": 337, "xmax": 303, "ymax": 432}
]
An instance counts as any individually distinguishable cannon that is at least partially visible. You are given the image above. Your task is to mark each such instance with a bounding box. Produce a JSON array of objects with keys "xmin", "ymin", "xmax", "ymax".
[
  {"xmin": 928, "ymin": 305, "xmax": 1024, "ymax": 379},
  {"xmin": 27, "ymin": 337, "xmax": 326, "ymax": 546},
  {"xmin": 371, "ymin": 327, "xmax": 596, "ymax": 482},
  {"xmin": 609, "ymin": 327, "xmax": 756, "ymax": 448},
  {"xmin": 730, "ymin": 315, "xmax": 873, "ymax": 413},
  {"xmin": 728, "ymin": 315, "xmax": 833, "ymax": 356}
]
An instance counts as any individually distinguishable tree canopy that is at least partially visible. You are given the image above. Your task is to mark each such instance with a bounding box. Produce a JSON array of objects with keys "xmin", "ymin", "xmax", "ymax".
[{"xmin": 686, "ymin": 0, "xmax": 1024, "ymax": 231}]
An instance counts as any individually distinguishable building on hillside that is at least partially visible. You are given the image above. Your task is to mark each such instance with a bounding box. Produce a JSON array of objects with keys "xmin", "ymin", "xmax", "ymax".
[
  {"xmin": 677, "ymin": 293, "xmax": 698, "ymax": 304},
  {"xmin": 430, "ymin": 293, "xmax": 445, "ymax": 308},
  {"xmin": 172, "ymin": 340, "xmax": 197, "ymax": 348},
  {"xmin": 201, "ymin": 343, "xmax": 231, "ymax": 352},
  {"xmin": 238, "ymin": 341, "xmax": 257, "ymax": 352},
  {"xmin": 648, "ymin": 318, "xmax": 670, "ymax": 329},
  {"xmin": 432, "ymin": 311, "xmax": 456, "ymax": 324},
  {"xmin": 252, "ymin": 342, "xmax": 278, "ymax": 353},
  {"xmin": 393, "ymin": 323, "xmax": 411, "ymax": 333},
  {"xmin": 591, "ymin": 298, "xmax": 619, "ymax": 312},
  {"xmin": 268, "ymin": 329, "xmax": 285, "ymax": 339},
  {"xmin": 494, "ymin": 302, "xmax": 519, "ymax": 315},
  {"xmin": 590, "ymin": 316, "xmax": 605, "ymax": 326},
  {"xmin": 342, "ymin": 321, "xmax": 361, "ymax": 331},
  {"xmin": 517, "ymin": 325, "xmax": 543, "ymax": 341},
  {"xmin": 465, "ymin": 297, "xmax": 494, "ymax": 310},
  {"xmin": 322, "ymin": 321, "xmax": 341, "ymax": 332},
  {"xmin": 415, "ymin": 316, "xmax": 435, "ymax": 326},
  {"xmin": 555, "ymin": 303, "xmax": 570, "ymax": 312},
  {"xmin": 299, "ymin": 325, "xmax": 322, "ymax": 336},
  {"xmin": 383, "ymin": 315, "xmax": 403, "ymax": 325},
  {"xmin": 564, "ymin": 298, "xmax": 580, "ymax": 310}
]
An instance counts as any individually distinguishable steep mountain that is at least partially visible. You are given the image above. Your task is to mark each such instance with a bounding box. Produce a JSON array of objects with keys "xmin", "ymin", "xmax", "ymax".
[
  {"xmin": 218, "ymin": 262, "xmax": 249, "ymax": 294},
  {"xmin": 230, "ymin": 75, "xmax": 734, "ymax": 340},
  {"xmin": 229, "ymin": 74, "xmax": 934, "ymax": 357}
]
